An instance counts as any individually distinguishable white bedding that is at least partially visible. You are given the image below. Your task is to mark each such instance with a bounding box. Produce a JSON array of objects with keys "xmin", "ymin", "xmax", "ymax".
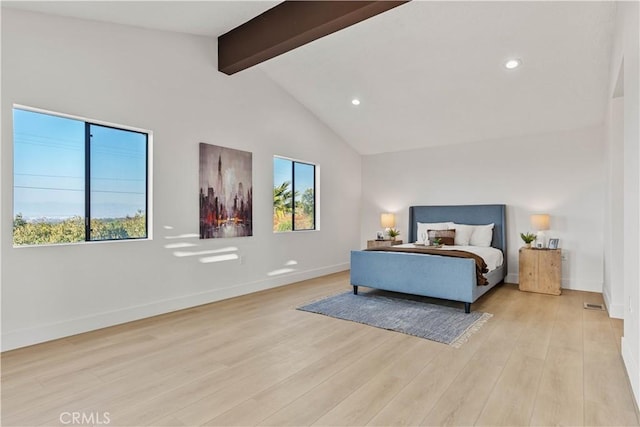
[{"xmin": 397, "ymin": 243, "xmax": 504, "ymax": 272}]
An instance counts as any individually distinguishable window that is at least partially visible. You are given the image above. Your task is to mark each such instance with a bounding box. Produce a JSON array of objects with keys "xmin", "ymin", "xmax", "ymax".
[
  {"xmin": 13, "ymin": 107, "xmax": 149, "ymax": 246},
  {"xmin": 273, "ymin": 156, "xmax": 317, "ymax": 232}
]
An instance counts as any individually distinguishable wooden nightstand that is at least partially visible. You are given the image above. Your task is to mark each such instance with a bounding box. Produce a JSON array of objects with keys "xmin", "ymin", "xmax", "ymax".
[
  {"xmin": 519, "ymin": 248, "xmax": 562, "ymax": 295},
  {"xmin": 367, "ymin": 239, "xmax": 403, "ymax": 249}
]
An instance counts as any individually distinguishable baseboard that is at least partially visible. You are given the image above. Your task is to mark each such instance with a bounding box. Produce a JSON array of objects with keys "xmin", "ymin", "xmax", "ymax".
[
  {"xmin": 561, "ymin": 278, "xmax": 602, "ymax": 293},
  {"xmin": 1, "ymin": 263, "xmax": 350, "ymax": 352},
  {"xmin": 622, "ymin": 337, "xmax": 640, "ymax": 409},
  {"xmin": 505, "ymin": 273, "xmax": 519, "ymax": 284},
  {"xmin": 603, "ymin": 286, "xmax": 624, "ymax": 319}
]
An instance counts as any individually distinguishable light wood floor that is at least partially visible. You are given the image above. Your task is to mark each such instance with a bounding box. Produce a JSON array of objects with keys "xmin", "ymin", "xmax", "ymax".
[{"xmin": 2, "ymin": 271, "xmax": 638, "ymax": 426}]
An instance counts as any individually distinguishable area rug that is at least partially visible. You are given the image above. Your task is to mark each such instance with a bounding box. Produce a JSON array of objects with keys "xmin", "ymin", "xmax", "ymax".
[{"xmin": 297, "ymin": 291, "xmax": 492, "ymax": 348}]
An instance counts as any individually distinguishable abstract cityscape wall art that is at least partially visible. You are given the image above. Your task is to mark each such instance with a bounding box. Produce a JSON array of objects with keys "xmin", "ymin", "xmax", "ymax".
[{"xmin": 199, "ymin": 143, "xmax": 252, "ymax": 239}]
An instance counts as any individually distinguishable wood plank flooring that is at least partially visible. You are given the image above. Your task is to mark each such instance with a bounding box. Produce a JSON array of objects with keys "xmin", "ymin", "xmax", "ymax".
[{"xmin": 1, "ymin": 271, "xmax": 638, "ymax": 426}]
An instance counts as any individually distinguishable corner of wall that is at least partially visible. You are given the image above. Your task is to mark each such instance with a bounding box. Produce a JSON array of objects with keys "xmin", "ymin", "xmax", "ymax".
[
  {"xmin": 623, "ymin": 337, "xmax": 640, "ymax": 408},
  {"xmin": 603, "ymin": 284, "xmax": 625, "ymax": 319}
]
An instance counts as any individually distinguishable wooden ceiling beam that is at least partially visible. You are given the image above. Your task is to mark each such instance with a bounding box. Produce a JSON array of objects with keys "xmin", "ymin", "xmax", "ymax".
[{"xmin": 218, "ymin": 1, "xmax": 409, "ymax": 75}]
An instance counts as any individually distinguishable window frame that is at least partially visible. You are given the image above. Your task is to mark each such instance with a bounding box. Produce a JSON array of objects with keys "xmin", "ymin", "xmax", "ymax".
[
  {"xmin": 12, "ymin": 104, "xmax": 153, "ymax": 247},
  {"xmin": 273, "ymin": 155, "xmax": 319, "ymax": 233}
]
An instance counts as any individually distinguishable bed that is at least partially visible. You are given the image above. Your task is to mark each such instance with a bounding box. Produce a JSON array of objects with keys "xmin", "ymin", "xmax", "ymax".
[{"xmin": 350, "ymin": 204, "xmax": 507, "ymax": 313}]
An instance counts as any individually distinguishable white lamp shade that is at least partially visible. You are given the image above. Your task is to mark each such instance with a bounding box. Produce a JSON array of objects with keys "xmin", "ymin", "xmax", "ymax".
[
  {"xmin": 380, "ymin": 213, "xmax": 396, "ymax": 229},
  {"xmin": 531, "ymin": 214, "xmax": 550, "ymax": 231}
]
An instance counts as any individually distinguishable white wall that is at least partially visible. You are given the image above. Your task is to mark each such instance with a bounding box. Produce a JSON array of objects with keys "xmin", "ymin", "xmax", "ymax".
[
  {"xmin": 607, "ymin": 0, "xmax": 640, "ymax": 408},
  {"xmin": 603, "ymin": 95, "xmax": 625, "ymax": 319},
  {"xmin": 0, "ymin": 9, "xmax": 362, "ymax": 351},
  {"xmin": 361, "ymin": 126, "xmax": 606, "ymax": 293}
]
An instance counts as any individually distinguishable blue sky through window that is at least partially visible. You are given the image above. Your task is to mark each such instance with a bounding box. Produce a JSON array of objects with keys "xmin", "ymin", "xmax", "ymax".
[
  {"xmin": 13, "ymin": 109, "xmax": 85, "ymax": 220},
  {"xmin": 90, "ymin": 124, "xmax": 146, "ymax": 219},
  {"xmin": 13, "ymin": 108, "xmax": 147, "ymax": 221},
  {"xmin": 273, "ymin": 157, "xmax": 314, "ymax": 191}
]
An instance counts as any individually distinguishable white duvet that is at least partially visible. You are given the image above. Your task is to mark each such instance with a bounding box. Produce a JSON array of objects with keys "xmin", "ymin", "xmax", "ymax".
[{"xmin": 397, "ymin": 243, "xmax": 504, "ymax": 272}]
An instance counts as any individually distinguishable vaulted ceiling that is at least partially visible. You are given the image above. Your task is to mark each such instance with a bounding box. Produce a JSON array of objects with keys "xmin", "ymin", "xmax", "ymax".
[{"xmin": 3, "ymin": 1, "xmax": 617, "ymax": 155}]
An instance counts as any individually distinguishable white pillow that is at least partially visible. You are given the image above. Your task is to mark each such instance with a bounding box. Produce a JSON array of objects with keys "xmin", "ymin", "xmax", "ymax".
[
  {"xmin": 416, "ymin": 222, "xmax": 452, "ymax": 243},
  {"xmin": 451, "ymin": 223, "xmax": 474, "ymax": 245},
  {"xmin": 469, "ymin": 223, "xmax": 494, "ymax": 247}
]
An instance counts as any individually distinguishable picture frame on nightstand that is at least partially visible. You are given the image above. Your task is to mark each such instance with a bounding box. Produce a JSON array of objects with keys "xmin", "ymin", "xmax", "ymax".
[
  {"xmin": 376, "ymin": 231, "xmax": 384, "ymax": 240},
  {"xmin": 548, "ymin": 238, "xmax": 559, "ymax": 249}
]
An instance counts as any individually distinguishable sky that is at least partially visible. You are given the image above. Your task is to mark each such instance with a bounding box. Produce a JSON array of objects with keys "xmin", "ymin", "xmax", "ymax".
[
  {"xmin": 274, "ymin": 156, "xmax": 315, "ymax": 199},
  {"xmin": 13, "ymin": 108, "xmax": 147, "ymax": 220}
]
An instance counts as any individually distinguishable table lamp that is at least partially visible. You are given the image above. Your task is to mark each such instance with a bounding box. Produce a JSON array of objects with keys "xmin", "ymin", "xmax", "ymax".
[
  {"xmin": 531, "ymin": 214, "xmax": 550, "ymax": 248},
  {"xmin": 380, "ymin": 213, "xmax": 395, "ymax": 238}
]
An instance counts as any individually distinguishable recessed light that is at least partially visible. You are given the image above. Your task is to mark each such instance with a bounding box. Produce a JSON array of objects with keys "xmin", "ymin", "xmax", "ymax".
[
  {"xmin": 504, "ymin": 58, "xmax": 522, "ymax": 70},
  {"xmin": 351, "ymin": 98, "xmax": 361, "ymax": 106}
]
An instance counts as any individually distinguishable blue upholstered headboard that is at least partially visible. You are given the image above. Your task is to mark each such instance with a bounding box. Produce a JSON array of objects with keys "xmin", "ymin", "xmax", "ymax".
[{"xmin": 408, "ymin": 204, "xmax": 507, "ymax": 271}]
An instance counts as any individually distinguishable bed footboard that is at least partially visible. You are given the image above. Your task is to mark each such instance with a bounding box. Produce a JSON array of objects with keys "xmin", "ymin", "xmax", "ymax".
[{"xmin": 350, "ymin": 250, "xmax": 478, "ymax": 305}]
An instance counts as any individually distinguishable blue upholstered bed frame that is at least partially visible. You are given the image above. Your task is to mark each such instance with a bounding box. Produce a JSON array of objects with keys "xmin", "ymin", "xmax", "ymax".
[{"xmin": 350, "ymin": 204, "xmax": 507, "ymax": 313}]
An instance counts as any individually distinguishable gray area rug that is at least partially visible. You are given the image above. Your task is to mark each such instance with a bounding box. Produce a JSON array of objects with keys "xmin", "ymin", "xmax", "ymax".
[{"xmin": 298, "ymin": 291, "xmax": 492, "ymax": 348}]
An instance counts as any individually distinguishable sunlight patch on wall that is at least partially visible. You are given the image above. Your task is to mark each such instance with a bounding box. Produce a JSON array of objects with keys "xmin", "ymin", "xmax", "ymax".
[
  {"xmin": 164, "ymin": 242, "xmax": 197, "ymax": 249},
  {"xmin": 267, "ymin": 268, "xmax": 296, "ymax": 276},
  {"xmin": 173, "ymin": 247, "xmax": 238, "ymax": 258},
  {"xmin": 199, "ymin": 254, "xmax": 239, "ymax": 264},
  {"xmin": 267, "ymin": 260, "xmax": 299, "ymax": 276},
  {"xmin": 164, "ymin": 233, "xmax": 199, "ymax": 240}
]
